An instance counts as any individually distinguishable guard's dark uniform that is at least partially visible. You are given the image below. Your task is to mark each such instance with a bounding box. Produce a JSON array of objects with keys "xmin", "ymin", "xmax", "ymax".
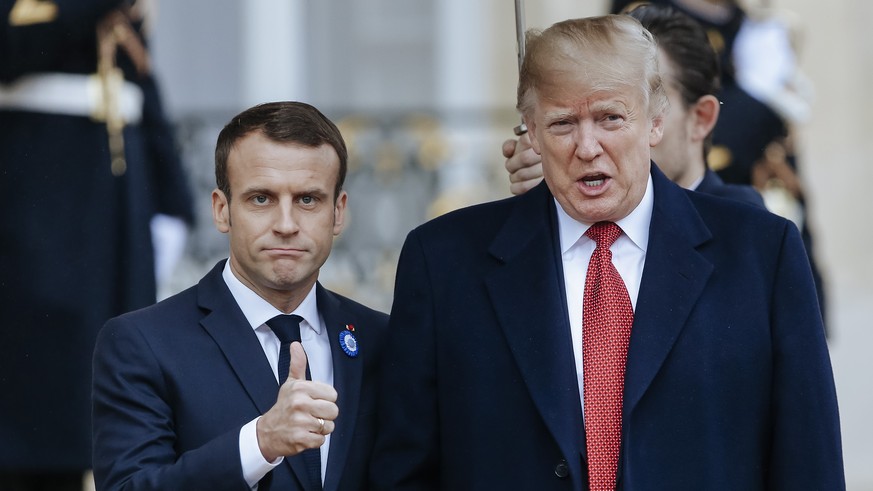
[{"xmin": 0, "ymin": 1, "xmax": 192, "ymax": 487}]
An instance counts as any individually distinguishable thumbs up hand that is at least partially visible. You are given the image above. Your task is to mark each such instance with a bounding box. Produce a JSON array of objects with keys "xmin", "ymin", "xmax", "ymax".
[
  {"xmin": 288, "ymin": 341, "xmax": 309, "ymax": 382},
  {"xmin": 257, "ymin": 341, "xmax": 338, "ymax": 462}
]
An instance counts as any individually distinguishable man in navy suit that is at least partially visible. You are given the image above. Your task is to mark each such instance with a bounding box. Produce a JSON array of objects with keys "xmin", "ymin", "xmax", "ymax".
[
  {"xmin": 503, "ymin": 5, "xmax": 763, "ymax": 209},
  {"xmin": 371, "ymin": 15, "xmax": 843, "ymax": 490},
  {"xmin": 93, "ymin": 101, "xmax": 388, "ymax": 490}
]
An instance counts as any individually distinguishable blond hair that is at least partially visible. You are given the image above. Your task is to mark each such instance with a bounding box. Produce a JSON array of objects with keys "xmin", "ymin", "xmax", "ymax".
[{"xmin": 517, "ymin": 15, "xmax": 667, "ymax": 120}]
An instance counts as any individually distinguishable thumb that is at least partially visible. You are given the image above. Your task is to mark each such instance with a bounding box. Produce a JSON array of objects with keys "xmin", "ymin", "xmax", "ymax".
[
  {"xmin": 502, "ymin": 138, "xmax": 518, "ymax": 159},
  {"xmin": 288, "ymin": 341, "xmax": 308, "ymax": 381}
]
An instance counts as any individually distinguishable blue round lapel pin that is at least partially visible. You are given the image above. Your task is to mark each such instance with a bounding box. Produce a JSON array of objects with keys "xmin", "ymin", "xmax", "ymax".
[{"xmin": 339, "ymin": 324, "xmax": 359, "ymax": 358}]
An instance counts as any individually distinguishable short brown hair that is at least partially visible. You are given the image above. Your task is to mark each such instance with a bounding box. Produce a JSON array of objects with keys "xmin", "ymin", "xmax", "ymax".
[
  {"xmin": 215, "ymin": 101, "xmax": 348, "ymax": 202},
  {"xmin": 627, "ymin": 5, "xmax": 721, "ymax": 155}
]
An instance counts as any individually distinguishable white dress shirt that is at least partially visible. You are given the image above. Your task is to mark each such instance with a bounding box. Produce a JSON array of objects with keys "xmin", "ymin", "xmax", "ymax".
[
  {"xmin": 555, "ymin": 174, "xmax": 653, "ymax": 411},
  {"xmin": 222, "ymin": 261, "xmax": 333, "ymax": 489}
]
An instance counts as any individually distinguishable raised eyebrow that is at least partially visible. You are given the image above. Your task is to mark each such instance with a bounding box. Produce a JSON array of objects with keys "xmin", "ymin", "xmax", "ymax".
[
  {"xmin": 591, "ymin": 101, "xmax": 628, "ymax": 114},
  {"xmin": 543, "ymin": 110, "xmax": 575, "ymax": 122}
]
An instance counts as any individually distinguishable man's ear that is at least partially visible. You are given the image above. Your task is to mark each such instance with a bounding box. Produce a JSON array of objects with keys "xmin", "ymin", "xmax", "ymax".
[
  {"xmin": 649, "ymin": 113, "xmax": 665, "ymax": 147},
  {"xmin": 691, "ymin": 94, "xmax": 720, "ymax": 142},
  {"xmin": 333, "ymin": 190, "xmax": 348, "ymax": 236},
  {"xmin": 212, "ymin": 188, "xmax": 230, "ymax": 233}
]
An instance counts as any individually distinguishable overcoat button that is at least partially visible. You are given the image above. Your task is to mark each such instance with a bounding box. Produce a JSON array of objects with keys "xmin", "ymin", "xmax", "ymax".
[{"xmin": 554, "ymin": 459, "xmax": 569, "ymax": 478}]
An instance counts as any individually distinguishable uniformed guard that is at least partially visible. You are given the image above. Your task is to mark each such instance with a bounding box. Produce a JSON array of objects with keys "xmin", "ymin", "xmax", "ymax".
[{"xmin": 0, "ymin": 1, "xmax": 193, "ymax": 489}]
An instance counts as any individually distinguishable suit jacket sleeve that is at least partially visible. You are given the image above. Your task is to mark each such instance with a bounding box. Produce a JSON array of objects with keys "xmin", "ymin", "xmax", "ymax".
[
  {"xmin": 92, "ymin": 316, "xmax": 249, "ymax": 491},
  {"xmin": 768, "ymin": 222, "xmax": 844, "ymax": 488},
  {"xmin": 370, "ymin": 229, "xmax": 440, "ymax": 491}
]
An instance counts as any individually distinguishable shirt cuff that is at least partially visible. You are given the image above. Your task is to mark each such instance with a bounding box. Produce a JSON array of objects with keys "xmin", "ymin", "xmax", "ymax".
[{"xmin": 240, "ymin": 416, "xmax": 283, "ymax": 488}]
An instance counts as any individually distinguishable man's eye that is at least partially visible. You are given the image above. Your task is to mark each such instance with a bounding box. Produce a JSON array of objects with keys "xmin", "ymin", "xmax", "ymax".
[
  {"xmin": 548, "ymin": 120, "xmax": 573, "ymax": 133},
  {"xmin": 300, "ymin": 196, "xmax": 314, "ymax": 205},
  {"xmin": 253, "ymin": 195, "xmax": 268, "ymax": 204}
]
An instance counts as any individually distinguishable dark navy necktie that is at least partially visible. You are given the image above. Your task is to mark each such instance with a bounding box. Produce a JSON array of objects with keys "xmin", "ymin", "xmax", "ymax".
[
  {"xmin": 266, "ymin": 314, "xmax": 323, "ymax": 490},
  {"xmin": 267, "ymin": 314, "xmax": 304, "ymax": 384}
]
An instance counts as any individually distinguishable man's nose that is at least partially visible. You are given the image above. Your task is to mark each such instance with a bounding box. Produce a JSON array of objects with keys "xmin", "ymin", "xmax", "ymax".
[
  {"xmin": 274, "ymin": 200, "xmax": 300, "ymax": 234},
  {"xmin": 574, "ymin": 123, "xmax": 602, "ymax": 161}
]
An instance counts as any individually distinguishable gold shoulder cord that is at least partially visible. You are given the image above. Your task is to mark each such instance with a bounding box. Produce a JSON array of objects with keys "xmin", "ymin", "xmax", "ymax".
[
  {"xmin": 96, "ymin": 12, "xmax": 130, "ymax": 176},
  {"xmin": 8, "ymin": 0, "xmax": 58, "ymax": 26},
  {"xmin": 95, "ymin": 9, "xmax": 151, "ymax": 177},
  {"xmin": 10, "ymin": 1, "xmax": 130, "ymax": 176}
]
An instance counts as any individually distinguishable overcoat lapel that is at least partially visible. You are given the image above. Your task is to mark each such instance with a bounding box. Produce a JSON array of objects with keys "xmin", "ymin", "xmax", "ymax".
[
  {"xmin": 484, "ymin": 183, "xmax": 585, "ymax": 488},
  {"xmin": 196, "ymin": 261, "xmax": 313, "ymax": 489},
  {"xmin": 623, "ymin": 168, "xmax": 713, "ymax": 416}
]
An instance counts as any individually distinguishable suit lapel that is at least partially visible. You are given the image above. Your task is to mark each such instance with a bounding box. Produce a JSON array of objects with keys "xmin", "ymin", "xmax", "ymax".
[
  {"xmin": 197, "ymin": 261, "xmax": 278, "ymax": 415},
  {"xmin": 283, "ymin": 286, "xmax": 360, "ymax": 491},
  {"xmin": 484, "ymin": 183, "xmax": 585, "ymax": 486},
  {"xmin": 623, "ymin": 168, "xmax": 713, "ymax": 416},
  {"xmin": 198, "ymin": 261, "xmax": 318, "ymax": 490},
  {"xmin": 317, "ymin": 285, "xmax": 363, "ymax": 491}
]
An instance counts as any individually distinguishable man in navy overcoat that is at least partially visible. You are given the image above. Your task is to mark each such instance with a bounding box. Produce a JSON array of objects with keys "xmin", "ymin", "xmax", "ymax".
[{"xmin": 371, "ymin": 15, "xmax": 843, "ymax": 490}]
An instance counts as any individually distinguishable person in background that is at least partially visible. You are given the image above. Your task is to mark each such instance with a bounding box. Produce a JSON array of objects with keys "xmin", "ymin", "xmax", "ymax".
[
  {"xmin": 372, "ymin": 14, "xmax": 842, "ymax": 490},
  {"xmin": 609, "ymin": 0, "xmax": 829, "ymax": 335},
  {"xmin": 0, "ymin": 1, "xmax": 192, "ymax": 489},
  {"xmin": 92, "ymin": 101, "xmax": 388, "ymax": 490}
]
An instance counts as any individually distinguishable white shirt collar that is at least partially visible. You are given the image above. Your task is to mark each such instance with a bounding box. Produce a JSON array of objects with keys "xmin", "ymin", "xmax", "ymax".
[
  {"xmin": 222, "ymin": 260, "xmax": 321, "ymax": 335},
  {"xmin": 555, "ymin": 172, "xmax": 654, "ymax": 254}
]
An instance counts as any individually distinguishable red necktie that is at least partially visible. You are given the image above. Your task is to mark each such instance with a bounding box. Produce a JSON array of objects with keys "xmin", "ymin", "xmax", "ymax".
[{"xmin": 582, "ymin": 221, "xmax": 634, "ymax": 491}]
